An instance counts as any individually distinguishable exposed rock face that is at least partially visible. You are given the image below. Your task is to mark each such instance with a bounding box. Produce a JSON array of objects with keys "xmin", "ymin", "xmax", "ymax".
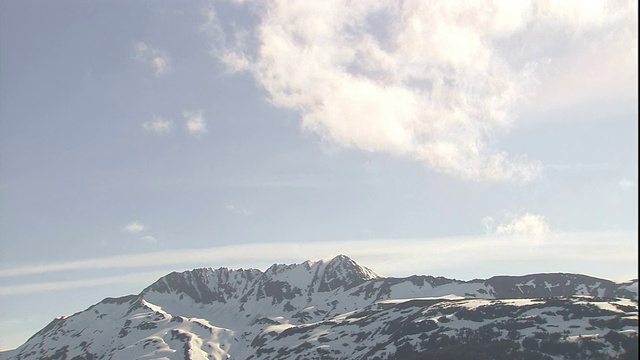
[
  {"xmin": 2, "ymin": 255, "xmax": 637, "ymax": 360},
  {"xmin": 483, "ymin": 273, "xmax": 637, "ymax": 299}
]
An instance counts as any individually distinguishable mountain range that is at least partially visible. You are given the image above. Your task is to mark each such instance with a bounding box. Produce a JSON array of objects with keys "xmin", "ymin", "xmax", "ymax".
[{"xmin": 1, "ymin": 254, "xmax": 637, "ymax": 359}]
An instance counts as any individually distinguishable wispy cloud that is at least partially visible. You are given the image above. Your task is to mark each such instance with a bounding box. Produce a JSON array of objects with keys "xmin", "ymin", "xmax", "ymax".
[
  {"xmin": 133, "ymin": 41, "xmax": 171, "ymax": 77},
  {"xmin": 619, "ymin": 178, "xmax": 635, "ymax": 189},
  {"xmin": 200, "ymin": 4, "xmax": 225, "ymax": 43},
  {"xmin": 546, "ymin": 163, "xmax": 610, "ymax": 172},
  {"xmin": 208, "ymin": 1, "xmax": 636, "ymax": 182},
  {"xmin": 143, "ymin": 116, "xmax": 172, "ymax": 135},
  {"xmin": 222, "ymin": 175, "xmax": 324, "ymax": 189},
  {"xmin": 0, "ymin": 271, "xmax": 167, "ymax": 296},
  {"xmin": 184, "ymin": 110, "xmax": 206, "ymax": 135},
  {"xmin": 141, "ymin": 235, "xmax": 157, "ymax": 244},
  {"xmin": 495, "ymin": 213, "xmax": 551, "ymax": 243},
  {"xmin": 0, "ymin": 231, "xmax": 635, "ymax": 283},
  {"xmin": 123, "ymin": 221, "xmax": 145, "ymax": 234},
  {"xmin": 481, "ymin": 216, "xmax": 495, "ymax": 235},
  {"xmin": 225, "ymin": 204, "xmax": 252, "ymax": 215},
  {"xmin": 123, "ymin": 222, "xmax": 157, "ymax": 243},
  {"xmin": 142, "ymin": 112, "xmax": 208, "ymax": 136}
]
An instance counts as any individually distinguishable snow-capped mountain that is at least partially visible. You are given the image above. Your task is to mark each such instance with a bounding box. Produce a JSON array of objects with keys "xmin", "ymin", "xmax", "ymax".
[{"xmin": 2, "ymin": 255, "xmax": 637, "ymax": 359}]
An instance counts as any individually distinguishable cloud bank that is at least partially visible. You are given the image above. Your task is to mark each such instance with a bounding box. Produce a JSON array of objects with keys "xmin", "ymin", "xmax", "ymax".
[{"xmin": 207, "ymin": 0, "xmax": 636, "ymax": 182}]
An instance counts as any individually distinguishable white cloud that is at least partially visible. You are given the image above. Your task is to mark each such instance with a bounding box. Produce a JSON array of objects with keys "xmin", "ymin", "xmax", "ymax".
[
  {"xmin": 220, "ymin": 51, "xmax": 251, "ymax": 73},
  {"xmin": 209, "ymin": 0, "xmax": 636, "ymax": 182},
  {"xmin": 496, "ymin": 213, "xmax": 551, "ymax": 243},
  {"xmin": 619, "ymin": 178, "xmax": 635, "ymax": 189},
  {"xmin": 123, "ymin": 221, "xmax": 145, "ymax": 233},
  {"xmin": 134, "ymin": 41, "xmax": 171, "ymax": 77},
  {"xmin": 184, "ymin": 110, "xmax": 206, "ymax": 135},
  {"xmin": 143, "ymin": 116, "xmax": 172, "ymax": 135}
]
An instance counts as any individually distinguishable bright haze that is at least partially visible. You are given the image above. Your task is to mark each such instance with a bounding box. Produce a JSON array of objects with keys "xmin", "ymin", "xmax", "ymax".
[{"xmin": 0, "ymin": 0, "xmax": 637, "ymax": 352}]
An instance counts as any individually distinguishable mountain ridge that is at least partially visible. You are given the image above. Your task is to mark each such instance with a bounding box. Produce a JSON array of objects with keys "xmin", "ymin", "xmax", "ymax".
[{"xmin": 2, "ymin": 255, "xmax": 637, "ymax": 359}]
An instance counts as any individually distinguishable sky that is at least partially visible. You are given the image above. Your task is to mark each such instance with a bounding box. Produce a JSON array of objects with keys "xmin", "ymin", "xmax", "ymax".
[{"xmin": 0, "ymin": 0, "xmax": 638, "ymax": 351}]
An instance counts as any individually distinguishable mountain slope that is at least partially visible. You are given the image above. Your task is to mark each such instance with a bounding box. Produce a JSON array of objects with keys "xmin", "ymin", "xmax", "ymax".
[{"xmin": 2, "ymin": 255, "xmax": 637, "ymax": 360}]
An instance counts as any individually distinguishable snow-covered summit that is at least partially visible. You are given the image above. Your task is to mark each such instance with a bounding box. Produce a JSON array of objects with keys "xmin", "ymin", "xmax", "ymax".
[
  {"xmin": 316, "ymin": 254, "xmax": 381, "ymax": 292},
  {"xmin": 141, "ymin": 255, "xmax": 381, "ymax": 305}
]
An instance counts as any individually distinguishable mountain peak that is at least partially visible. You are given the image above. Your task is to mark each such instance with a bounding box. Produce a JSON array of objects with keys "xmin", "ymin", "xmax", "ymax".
[
  {"xmin": 317, "ymin": 254, "xmax": 381, "ymax": 292},
  {"xmin": 327, "ymin": 254, "xmax": 351, "ymax": 263}
]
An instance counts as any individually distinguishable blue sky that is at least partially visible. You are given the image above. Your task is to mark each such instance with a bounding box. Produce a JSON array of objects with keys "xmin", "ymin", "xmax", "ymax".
[{"xmin": 0, "ymin": 0, "xmax": 637, "ymax": 351}]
